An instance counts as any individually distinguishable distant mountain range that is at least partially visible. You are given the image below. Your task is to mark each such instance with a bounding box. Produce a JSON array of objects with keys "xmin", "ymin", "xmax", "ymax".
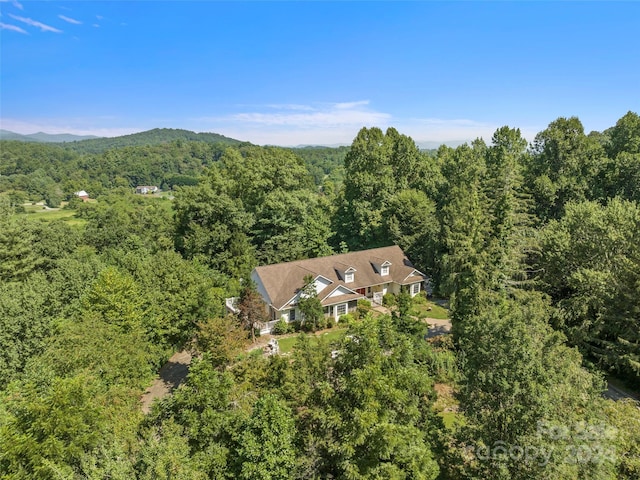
[
  {"xmin": 0, "ymin": 127, "xmax": 451, "ymax": 151},
  {"xmin": 0, "ymin": 128, "xmax": 246, "ymax": 154},
  {"xmin": 0, "ymin": 129, "xmax": 101, "ymax": 143}
]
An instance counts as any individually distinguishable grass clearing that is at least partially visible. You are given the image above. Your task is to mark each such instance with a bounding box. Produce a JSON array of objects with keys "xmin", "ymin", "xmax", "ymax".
[
  {"xmin": 277, "ymin": 328, "xmax": 347, "ymax": 354},
  {"xmin": 410, "ymin": 296, "xmax": 450, "ymax": 320},
  {"xmin": 20, "ymin": 208, "xmax": 86, "ymax": 226}
]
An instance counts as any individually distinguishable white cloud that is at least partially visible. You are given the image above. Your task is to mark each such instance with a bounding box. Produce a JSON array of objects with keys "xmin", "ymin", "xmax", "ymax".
[
  {"xmin": 0, "ymin": 1, "xmax": 24, "ymax": 11},
  {"xmin": 263, "ymin": 103, "xmax": 315, "ymax": 111},
  {"xmin": 228, "ymin": 101, "xmax": 390, "ymax": 128},
  {"xmin": 8, "ymin": 14, "xmax": 62, "ymax": 32},
  {"xmin": 195, "ymin": 101, "xmax": 392, "ymax": 145},
  {"xmin": 0, "ymin": 21, "xmax": 27, "ymax": 34},
  {"xmin": 199, "ymin": 102, "xmax": 518, "ymax": 146},
  {"xmin": 201, "ymin": 102, "xmax": 527, "ymax": 146},
  {"xmin": 334, "ymin": 100, "xmax": 371, "ymax": 110},
  {"xmin": 204, "ymin": 108, "xmax": 541, "ymax": 147},
  {"xmin": 58, "ymin": 15, "xmax": 81, "ymax": 25}
]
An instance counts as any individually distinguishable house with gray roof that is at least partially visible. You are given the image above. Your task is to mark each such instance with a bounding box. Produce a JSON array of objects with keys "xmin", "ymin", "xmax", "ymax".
[{"xmin": 250, "ymin": 245, "xmax": 430, "ymax": 333}]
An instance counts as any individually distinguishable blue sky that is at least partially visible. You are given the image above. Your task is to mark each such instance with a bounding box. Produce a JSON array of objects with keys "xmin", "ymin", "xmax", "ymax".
[{"xmin": 1, "ymin": 1, "xmax": 639, "ymax": 146}]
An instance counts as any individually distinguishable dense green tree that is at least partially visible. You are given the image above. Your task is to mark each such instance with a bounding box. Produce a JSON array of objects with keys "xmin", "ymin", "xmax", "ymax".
[
  {"xmin": 526, "ymin": 116, "xmax": 606, "ymax": 222},
  {"xmin": 136, "ymin": 419, "xmax": 207, "ymax": 480},
  {"xmin": 603, "ymin": 399, "xmax": 640, "ymax": 479},
  {"xmin": 81, "ymin": 266, "xmax": 146, "ymax": 332},
  {"xmin": 297, "ymin": 274, "xmax": 325, "ymax": 331},
  {"xmin": 232, "ymin": 394, "xmax": 296, "ymax": 480},
  {"xmin": 218, "ymin": 146, "xmax": 313, "ymax": 211},
  {"xmin": 173, "ymin": 168, "xmax": 256, "ymax": 278},
  {"xmin": 146, "ymin": 356, "xmax": 238, "ymax": 477},
  {"xmin": 35, "ymin": 312, "xmax": 156, "ymax": 389},
  {"xmin": 0, "ymin": 374, "xmax": 107, "ymax": 479},
  {"xmin": 384, "ymin": 188, "xmax": 438, "ymax": 273},
  {"xmin": 237, "ymin": 286, "xmax": 268, "ymax": 343},
  {"xmin": 606, "ymin": 111, "xmax": 640, "ymax": 159},
  {"xmin": 30, "ymin": 220, "xmax": 81, "ymax": 270},
  {"xmin": 115, "ymin": 249, "xmax": 225, "ymax": 348},
  {"xmin": 0, "ymin": 273, "xmax": 52, "ymax": 387},
  {"xmin": 0, "ymin": 200, "xmax": 39, "ymax": 281},
  {"xmin": 484, "ymin": 126, "xmax": 536, "ymax": 289},
  {"xmin": 252, "ymin": 189, "xmax": 333, "ymax": 264},
  {"xmin": 196, "ymin": 317, "xmax": 247, "ymax": 370},
  {"xmin": 437, "ymin": 141, "xmax": 491, "ymax": 328},
  {"xmin": 42, "ymin": 247, "xmax": 105, "ymax": 319},
  {"xmin": 602, "ymin": 152, "xmax": 640, "ymax": 202},
  {"xmin": 598, "ymin": 112, "xmax": 640, "ymax": 202},
  {"xmin": 283, "ymin": 315, "xmax": 440, "ymax": 479},
  {"xmin": 289, "ymin": 145, "xmax": 348, "ymax": 186},
  {"xmin": 336, "ymin": 127, "xmax": 423, "ymax": 250},
  {"xmin": 537, "ymin": 199, "xmax": 640, "ymax": 384},
  {"xmin": 82, "ymin": 198, "xmax": 137, "ymax": 251},
  {"xmin": 449, "ymin": 291, "xmax": 615, "ymax": 480}
]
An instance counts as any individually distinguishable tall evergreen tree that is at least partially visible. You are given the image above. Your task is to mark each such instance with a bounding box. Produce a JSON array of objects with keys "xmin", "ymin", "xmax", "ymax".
[
  {"xmin": 437, "ymin": 141, "xmax": 491, "ymax": 332},
  {"xmin": 448, "ymin": 291, "xmax": 615, "ymax": 480},
  {"xmin": 484, "ymin": 126, "xmax": 536, "ymax": 290}
]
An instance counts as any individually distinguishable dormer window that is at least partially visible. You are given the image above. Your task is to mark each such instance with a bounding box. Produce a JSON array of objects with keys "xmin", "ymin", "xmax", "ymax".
[
  {"xmin": 372, "ymin": 258, "xmax": 392, "ymax": 276},
  {"xmin": 337, "ymin": 264, "xmax": 357, "ymax": 283}
]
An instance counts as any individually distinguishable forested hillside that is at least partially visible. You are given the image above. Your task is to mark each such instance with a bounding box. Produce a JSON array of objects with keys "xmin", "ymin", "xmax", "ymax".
[
  {"xmin": 0, "ymin": 129, "xmax": 348, "ymax": 209},
  {"xmin": 59, "ymin": 128, "xmax": 245, "ymax": 154},
  {"xmin": 1, "ymin": 112, "xmax": 639, "ymax": 479}
]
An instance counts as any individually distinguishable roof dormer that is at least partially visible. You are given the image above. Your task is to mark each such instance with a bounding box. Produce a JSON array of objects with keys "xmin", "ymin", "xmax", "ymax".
[
  {"xmin": 336, "ymin": 263, "xmax": 357, "ymax": 283},
  {"xmin": 371, "ymin": 257, "xmax": 392, "ymax": 276}
]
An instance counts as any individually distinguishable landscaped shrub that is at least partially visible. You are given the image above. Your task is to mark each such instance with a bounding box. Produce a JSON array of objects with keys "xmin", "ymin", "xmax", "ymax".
[
  {"xmin": 271, "ymin": 318, "xmax": 290, "ymax": 335},
  {"xmin": 338, "ymin": 313, "xmax": 355, "ymax": 326},
  {"xmin": 382, "ymin": 293, "xmax": 397, "ymax": 307},
  {"xmin": 412, "ymin": 291, "xmax": 428, "ymax": 305},
  {"xmin": 315, "ymin": 315, "xmax": 328, "ymax": 331},
  {"xmin": 356, "ymin": 299, "xmax": 372, "ymax": 319}
]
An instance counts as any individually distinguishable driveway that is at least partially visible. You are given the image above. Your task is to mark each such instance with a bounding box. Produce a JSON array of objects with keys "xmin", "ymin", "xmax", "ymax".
[
  {"xmin": 425, "ymin": 318, "xmax": 452, "ymax": 338},
  {"xmin": 140, "ymin": 350, "xmax": 192, "ymax": 414}
]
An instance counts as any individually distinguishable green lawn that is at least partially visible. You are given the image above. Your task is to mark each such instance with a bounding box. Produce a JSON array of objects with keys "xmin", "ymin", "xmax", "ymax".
[
  {"xmin": 20, "ymin": 208, "xmax": 86, "ymax": 226},
  {"xmin": 277, "ymin": 328, "xmax": 347, "ymax": 354},
  {"xmin": 410, "ymin": 297, "xmax": 450, "ymax": 320}
]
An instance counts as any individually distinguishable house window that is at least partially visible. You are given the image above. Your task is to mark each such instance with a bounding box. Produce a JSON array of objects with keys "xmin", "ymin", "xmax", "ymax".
[
  {"xmin": 380, "ymin": 265, "xmax": 389, "ymax": 276},
  {"xmin": 336, "ymin": 303, "xmax": 347, "ymax": 316},
  {"xmin": 345, "ymin": 272, "xmax": 354, "ymax": 283},
  {"xmin": 411, "ymin": 283, "xmax": 421, "ymax": 297},
  {"xmin": 290, "ymin": 309, "xmax": 296, "ymax": 321}
]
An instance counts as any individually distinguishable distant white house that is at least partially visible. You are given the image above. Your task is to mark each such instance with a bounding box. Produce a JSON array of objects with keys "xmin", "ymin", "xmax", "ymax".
[
  {"xmin": 74, "ymin": 190, "xmax": 89, "ymax": 201},
  {"xmin": 247, "ymin": 245, "xmax": 430, "ymax": 334},
  {"xmin": 135, "ymin": 185, "xmax": 158, "ymax": 194}
]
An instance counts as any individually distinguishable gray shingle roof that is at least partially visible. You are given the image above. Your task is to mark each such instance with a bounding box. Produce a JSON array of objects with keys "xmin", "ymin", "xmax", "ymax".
[{"xmin": 253, "ymin": 245, "xmax": 427, "ymax": 310}]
